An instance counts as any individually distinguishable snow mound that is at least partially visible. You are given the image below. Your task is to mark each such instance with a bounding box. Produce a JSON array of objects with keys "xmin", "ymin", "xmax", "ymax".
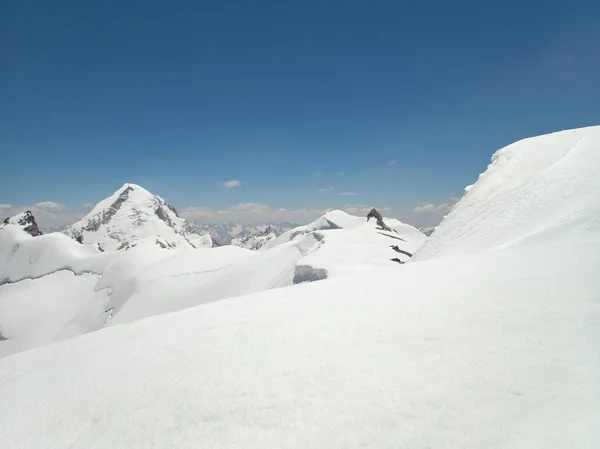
[
  {"xmin": 0, "ymin": 240, "xmax": 598, "ymax": 448},
  {"xmin": 414, "ymin": 126, "xmax": 600, "ymax": 261},
  {"xmin": 0, "ymin": 225, "xmax": 111, "ymax": 284},
  {"xmin": 69, "ymin": 183, "xmax": 212, "ymax": 251},
  {"xmin": 0, "ymin": 271, "xmax": 102, "ymax": 359},
  {"xmin": 263, "ymin": 210, "xmax": 377, "ymax": 250}
]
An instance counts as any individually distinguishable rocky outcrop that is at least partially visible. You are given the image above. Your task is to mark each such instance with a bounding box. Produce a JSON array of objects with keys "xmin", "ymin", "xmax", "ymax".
[
  {"xmin": 81, "ymin": 186, "xmax": 134, "ymax": 233},
  {"xmin": 366, "ymin": 208, "xmax": 393, "ymax": 232},
  {"xmin": 293, "ymin": 265, "xmax": 328, "ymax": 284},
  {"xmin": 69, "ymin": 183, "xmax": 212, "ymax": 251},
  {"xmin": 390, "ymin": 245, "xmax": 413, "ymax": 258},
  {"xmin": 3, "ymin": 211, "xmax": 43, "ymax": 237}
]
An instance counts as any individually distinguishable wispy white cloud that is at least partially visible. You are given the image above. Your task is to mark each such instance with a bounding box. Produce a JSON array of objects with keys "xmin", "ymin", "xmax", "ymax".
[
  {"xmin": 0, "ymin": 204, "xmax": 12, "ymax": 210},
  {"xmin": 1, "ymin": 201, "xmax": 83, "ymax": 228},
  {"xmin": 317, "ymin": 186, "xmax": 335, "ymax": 192},
  {"xmin": 83, "ymin": 203, "xmax": 94, "ymax": 208},
  {"xmin": 222, "ymin": 180, "xmax": 241, "ymax": 189},
  {"xmin": 33, "ymin": 201, "xmax": 65, "ymax": 211},
  {"xmin": 338, "ymin": 191, "xmax": 357, "ymax": 196},
  {"xmin": 313, "ymin": 171, "xmax": 323, "ymax": 178},
  {"xmin": 412, "ymin": 197, "xmax": 461, "ymax": 221},
  {"xmin": 387, "ymin": 160, "xmax": 397, "ymax": 166}
]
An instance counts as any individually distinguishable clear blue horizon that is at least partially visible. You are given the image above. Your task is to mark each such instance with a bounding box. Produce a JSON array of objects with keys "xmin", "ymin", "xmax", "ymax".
[{"xmin": 2, "ymin": 0, "xmax": 600, "ymax": 226}]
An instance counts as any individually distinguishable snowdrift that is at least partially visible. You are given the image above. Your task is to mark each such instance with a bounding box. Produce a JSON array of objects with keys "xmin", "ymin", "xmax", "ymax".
[
  {"xmin": 0, "ymin": 224, "xmax": 111, "ymax": 284},
  {"xmin": 414, "ymin": 126, "xmax": 600, "ymax": 261}
]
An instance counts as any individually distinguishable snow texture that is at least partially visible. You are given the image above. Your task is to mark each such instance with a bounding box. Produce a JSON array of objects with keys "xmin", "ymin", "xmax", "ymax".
[
  {"xmin": 0, "ymin": 126, "xmax": 599, "ymax": 448},
  {"xmin": 414, "ymin": 126, "xmax": 600, "ymax": 261}
]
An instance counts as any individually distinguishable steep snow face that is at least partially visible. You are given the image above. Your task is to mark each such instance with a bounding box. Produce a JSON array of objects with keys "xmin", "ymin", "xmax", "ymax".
[
  {"xmin": 414, "ymin": 126, "xmax": 600, "ymax": 261},
  {"xmin": 69, "ymin": 183, "xmax": 212, "ymax": 251}
]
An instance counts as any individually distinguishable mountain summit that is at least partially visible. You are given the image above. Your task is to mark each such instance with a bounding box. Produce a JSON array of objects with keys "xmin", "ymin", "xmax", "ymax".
[
  {"xmin": 2, "ymin": 211, "xmax": 43, "ymax": 237},
  {"xmin": 69, "ymin": 183, "xmax": 211, "ymax": 251}
]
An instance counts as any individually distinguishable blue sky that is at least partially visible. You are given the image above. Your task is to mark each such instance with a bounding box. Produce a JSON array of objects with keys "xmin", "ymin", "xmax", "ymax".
[{"xmin": 2, "ymin": 0, "xmax": 600, "ymax": 226}]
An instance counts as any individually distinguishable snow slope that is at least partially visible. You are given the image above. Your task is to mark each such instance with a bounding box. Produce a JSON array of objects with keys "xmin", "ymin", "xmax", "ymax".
[
  {"xmin": 0, "ymin": 224, "xmax": 111, "ymax": 284},
  {"xmin": 0, "ymin": 271, "xmax": 102, "ymax": 358},
  {"xmin": 414, "ymin": 126, "xmax": 600, "ymax": 261},
  {"xmin": 0, "ymin": 240, "xmax": 598, "ymax": 448},
  {"xmin": 94, "ymin": 211, "xmax": 424, "ymax": 326},
  {"xmin": 1, "ymin": 209, "xmax": 423, "ymax": 355},
  {"xmin": 69, "ymin": 183, "xmax": 212, "ymax": 251},
  {"xmin": 0, "ymin": 126, "xmax": 599, "ymax": 447}
]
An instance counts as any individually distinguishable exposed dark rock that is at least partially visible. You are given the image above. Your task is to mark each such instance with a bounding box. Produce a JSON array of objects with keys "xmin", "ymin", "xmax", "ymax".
[
  {"xmin": 166, "ymin": 203, "xmax": 179, "ymax": 217},
  {"xmin": 81, "ymin": 186, "xmax": 134, "ymax": 232},
  {"xmin": 293, "ymin": 265, "xmax": 328, "ymax": 284},
  {"xmin": 390, "ymin": 258, "xmax": 405, "ymax": 264},
  {"xmin": 390, "ymin": 245, "xmax": 413, "ymax": 258},
  {"xmin": 155, "ymin": 206, "xmax": 177, "ymax": 229},
  {"xmin": 75, "ymin": 234, "xmax": 84, "ymax": 244},
  {"xmin": 366, "ymin": 208, "xmax": 393, "ymax": 232},
  {"xmin": 0, "ymin": 327, "xmax": 8, "ymax": 341},
  {"xmin": 3, "ymin": 211, "xmax": 43, "ymax": 237}
]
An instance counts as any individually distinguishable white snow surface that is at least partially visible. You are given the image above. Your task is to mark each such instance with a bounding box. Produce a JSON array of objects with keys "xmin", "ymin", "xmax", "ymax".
[
  {"xmin": 1, "ymin": 209, "xmax": 422, "ymax": 355},
  {"xmin": 0, "ymin": 240, "xmax": 598, "ymax": 448},
  {"xmin": 414, "ymin": 125, "xmax": 600, "ymax": 261},
  {"xmin": 69, "ymin": 183, "xmax": 212, "ymax": 251},
  {"xmin": 0, "ymin": 225, "xmax": 111, "ymax": 284},
  {"xmin": 1, "ymin": 127, "xmax": 599, "ymax": 447},
  {"xmin": 3, "ymin": 211, "xmax": 30, "ymax": 226},
  {"xmin": 0, "ymin": 271, "xmax": 102, "ymax": 358}
]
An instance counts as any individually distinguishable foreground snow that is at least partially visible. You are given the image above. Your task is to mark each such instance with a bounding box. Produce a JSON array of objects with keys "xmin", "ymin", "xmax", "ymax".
[{"xmin": 0, "ymin": 239, "xmax": 598, "ymax": 448}]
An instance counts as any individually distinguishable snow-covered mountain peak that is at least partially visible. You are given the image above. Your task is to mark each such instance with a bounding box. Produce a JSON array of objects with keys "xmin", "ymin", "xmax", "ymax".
[
  {"xmin": 69, "ymin": 183, "xmax": 211, "ymax": 251},
  {"xmin": 2, "ymin": 210, "xmax": 43, "ymax": 237}
]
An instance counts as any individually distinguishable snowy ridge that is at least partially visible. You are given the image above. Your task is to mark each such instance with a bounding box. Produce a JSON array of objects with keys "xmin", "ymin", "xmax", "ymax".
[
  {"xmin": 0, "ymin": 224, "xmax": 111, "ymax": 285},
  {"xmin": 0, "ymin": 208, "xmax": 424, "ymax": 357},
  {"xmin": 413, "ymin": 126, "xmax": 600, "ymax": 261},
  {"xmin": 69, "ymin": 183, "xmax": 212, "ymax": 251}
]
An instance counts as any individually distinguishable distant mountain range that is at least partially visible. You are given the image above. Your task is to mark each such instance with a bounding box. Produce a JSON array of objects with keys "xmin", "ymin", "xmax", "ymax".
[{"xmin": 190, "ymin": 222, "xmax": 298, "ymax": 247}]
